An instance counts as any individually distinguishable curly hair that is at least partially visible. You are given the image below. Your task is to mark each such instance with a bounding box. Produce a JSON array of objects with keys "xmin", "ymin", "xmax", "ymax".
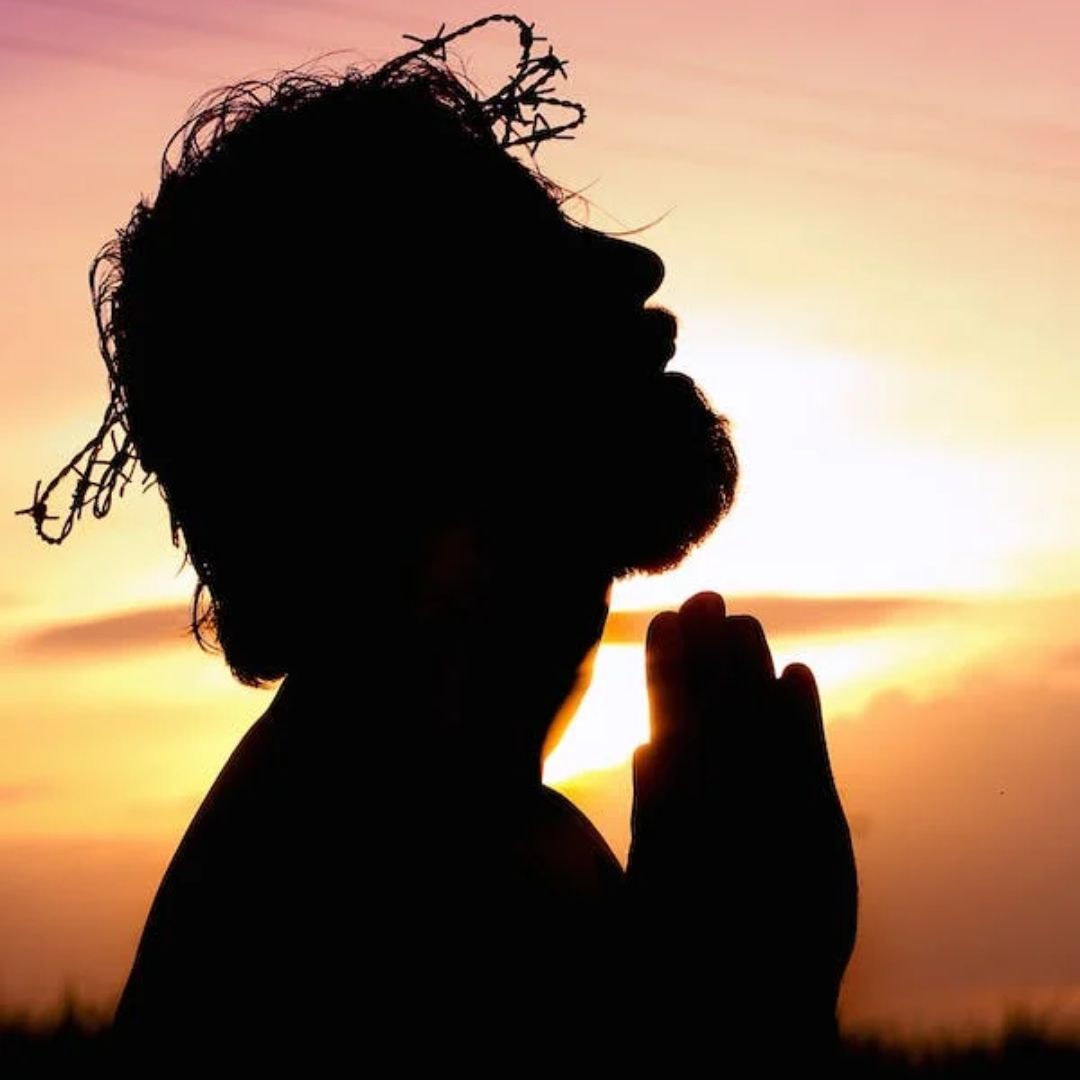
[
  {"xmin": 25, "ymin": 18, "xmax": 738, "ymax": 689},
  {"xmin": 88, "ymin": 53, "xmax": 578, "ymax": 687}
]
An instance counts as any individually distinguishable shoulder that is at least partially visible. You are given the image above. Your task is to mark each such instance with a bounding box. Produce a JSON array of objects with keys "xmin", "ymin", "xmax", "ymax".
[
  {"xmin": 113, "ymin": 702, "xmax": 303, "ymax": 1034},
  {"xmin": 537, "ymin": 785, "xmax": 619, "ymax": 860},
  {"xmin": 519, "ymin": 784, "xmax": 624, "ymax": 899}
]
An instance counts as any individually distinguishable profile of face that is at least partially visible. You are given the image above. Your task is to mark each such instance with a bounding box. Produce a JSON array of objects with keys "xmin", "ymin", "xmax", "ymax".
[
  {"xmin": 386, "ymin": 179, "xmax": 739, "ymax": 747},
  {"xmin": 447, "ymin": 177, "xmax": 739, "ymax": 586},
  {"xmin": 103, "ymin": 68, "xmax": 737, "ymax": 693}
]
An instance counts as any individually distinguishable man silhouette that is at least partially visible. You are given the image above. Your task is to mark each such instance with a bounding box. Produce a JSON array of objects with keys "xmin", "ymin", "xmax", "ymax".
[{"xmin": 24, "ymin": 19, "xmax": 856, "ymax": 1068}]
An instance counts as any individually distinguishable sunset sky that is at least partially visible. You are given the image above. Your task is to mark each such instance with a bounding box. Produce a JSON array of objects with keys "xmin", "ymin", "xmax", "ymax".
[{"xmin": 2, "ymin": 0, "xmax": 1080, "ymax": 1037}]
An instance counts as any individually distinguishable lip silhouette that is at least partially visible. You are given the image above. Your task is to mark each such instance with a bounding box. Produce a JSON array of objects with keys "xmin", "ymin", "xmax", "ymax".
[{"xmin": 637, "ymin": 307, "xmax": 678, "ymax": 375}]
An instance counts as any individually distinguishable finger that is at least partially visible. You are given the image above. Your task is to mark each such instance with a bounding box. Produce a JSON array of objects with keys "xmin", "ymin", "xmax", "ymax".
[
  {"xmin": 723, "ymin": 615, "xmax": 775, "ymax": 686},
  {"xmin": 686, "ymin": 614, "xmax": 775, "ymax": 762},
  {"xmin": 678, "ymin": 590, "xmax": 727, "ymax": 620},
  {"xmin": 777, "ymin": 662, "xmax": 837, "ymax": 796},
  {"xmin": 677, "ymin": 592, "xmax": 730, "ymax": 714},
  {"xmin": 645, "ymin": 610, "xmax": 687, "ymax": 743},
  {"xmin": 631, "ymin": 741, "xmax": 681, "ymax": 819},
  {"xmin": 631, "ymin": 742, "xmax": 654, "ymax": 807}
]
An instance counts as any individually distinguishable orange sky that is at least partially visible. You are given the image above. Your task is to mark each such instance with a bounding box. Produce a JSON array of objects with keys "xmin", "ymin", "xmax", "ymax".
[{"xmin": 2, "ymin": 0, "xmax": 1080, "ymax": 1037}]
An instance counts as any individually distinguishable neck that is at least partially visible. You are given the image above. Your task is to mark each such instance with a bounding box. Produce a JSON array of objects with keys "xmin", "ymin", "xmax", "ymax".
[
  {"xmin": 277, "ymin": 630, "xmax": 555, "ymax": 795},
  {"xmin": 279, "ymin": 546, "xmax": 611, "ymax": 799}
]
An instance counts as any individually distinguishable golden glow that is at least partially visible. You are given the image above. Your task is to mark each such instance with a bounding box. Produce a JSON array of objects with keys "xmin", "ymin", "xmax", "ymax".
[
  {"xmin": 3, "ymin": 0, "xmax": 1080, "ymax": 1035},
  {"xmin": 544, "ymin": 645, "xmax": 648, "ymax": 784},
  {"xmin": 544, "ymin": 599, "xmax": 1027, "ymax": 786}
]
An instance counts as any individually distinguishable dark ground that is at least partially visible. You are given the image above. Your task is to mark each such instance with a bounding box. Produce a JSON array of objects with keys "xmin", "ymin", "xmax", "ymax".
[{"xmin": 3, "ymin": 1002, "xmax": 1080, "ymax": 1076}]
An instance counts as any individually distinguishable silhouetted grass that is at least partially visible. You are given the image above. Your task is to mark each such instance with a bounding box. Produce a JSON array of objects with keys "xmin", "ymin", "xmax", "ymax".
[
  {"xmin": 0, "ymin": 992, "xmax": 112, "ymax": 1075},
  {"xmin": 4, "ymin": 998, "xmax": 1080, "ymax": 1074},
  {"xmin": 840, "ymin": 1014, "xmax": 1080, "ymax": 1077}
]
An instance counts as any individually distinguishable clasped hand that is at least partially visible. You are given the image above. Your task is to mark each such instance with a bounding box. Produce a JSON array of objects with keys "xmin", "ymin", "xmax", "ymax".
[{"xmin": 627, "ymin": 592, "xmax": 857, "ymax": 1031}]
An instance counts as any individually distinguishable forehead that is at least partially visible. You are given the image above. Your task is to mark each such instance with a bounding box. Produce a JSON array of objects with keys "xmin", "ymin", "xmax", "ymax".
[{"xmin": 489, "ymin": 151, "xmax": 571, "ymax": 228}]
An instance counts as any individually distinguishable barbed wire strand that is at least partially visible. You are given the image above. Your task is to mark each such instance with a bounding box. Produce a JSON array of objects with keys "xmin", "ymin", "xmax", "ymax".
[{"xmin": 15, "ymin": 12, "xmax": 585, "ymax": 545}]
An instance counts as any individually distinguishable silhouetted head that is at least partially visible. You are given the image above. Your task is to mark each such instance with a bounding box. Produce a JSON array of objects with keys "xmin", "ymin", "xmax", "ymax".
[{"xmin": 74, "ymin": 47, "xmax": 738, "ymax": 692}]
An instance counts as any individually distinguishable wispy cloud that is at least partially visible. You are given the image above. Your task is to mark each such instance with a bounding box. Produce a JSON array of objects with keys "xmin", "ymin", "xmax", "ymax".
[
  {"xmin": 559, "ymin": 642, "xmax": 1080, "ymax": 1034},
  {"xmin": 0, "ymin": 780, "xmax": 53, "ymax": 805},
  {"xmin": 16, "ymin": 604, "xmax": 191, "ymax": 658},
  {"xmin": 602, "ymin": 596, "xmax": 955, "ymax": 644},
  {"xmin": 0, "ymin": 32, "xmax": 202, "ymax": 80},
  {"xmin": 830, "ymin": 662, "xmax": 1080, "ymax": 1033},
  {"xmin": 16, "ymin": 595, "xmax": 956, "ymax": 658}
]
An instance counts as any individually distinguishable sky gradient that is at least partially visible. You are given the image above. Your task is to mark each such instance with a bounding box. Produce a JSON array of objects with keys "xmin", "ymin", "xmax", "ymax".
[{"xmin": 2, "ymin": 0, "xmax": 1080, "ymax": 1037}]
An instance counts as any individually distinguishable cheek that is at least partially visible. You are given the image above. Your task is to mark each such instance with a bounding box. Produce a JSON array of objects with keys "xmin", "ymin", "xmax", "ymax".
[{"xmin": 595, "ymin": 378, "xmax": 739, "ymax": 576}]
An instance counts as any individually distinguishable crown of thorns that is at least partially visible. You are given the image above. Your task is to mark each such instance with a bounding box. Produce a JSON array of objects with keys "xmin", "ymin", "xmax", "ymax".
[{"xmin": 17, "ymin": 12, "xmax": 585, "ymax": 545}]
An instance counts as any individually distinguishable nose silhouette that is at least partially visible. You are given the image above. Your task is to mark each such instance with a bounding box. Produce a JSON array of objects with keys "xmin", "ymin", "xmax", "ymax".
[{"xmin": 580, "ymin": 229, "xmax": 666, "ymax": 306}]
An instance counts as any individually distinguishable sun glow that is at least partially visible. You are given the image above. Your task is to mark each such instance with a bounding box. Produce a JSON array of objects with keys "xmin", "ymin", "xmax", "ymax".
[{"xmin": 543, "ymin": 600, "xmax": 1022, "ymax": 786}]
